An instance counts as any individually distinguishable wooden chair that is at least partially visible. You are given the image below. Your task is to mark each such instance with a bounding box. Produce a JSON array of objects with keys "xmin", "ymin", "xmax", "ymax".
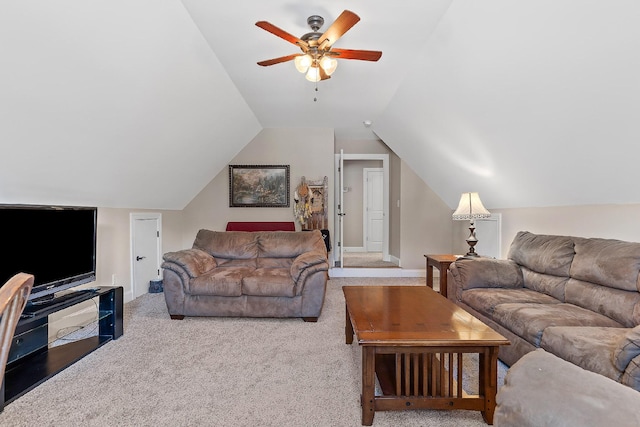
[{"xmin": 0, "ymin": 273, "xmax": 34, "ymax": 384}]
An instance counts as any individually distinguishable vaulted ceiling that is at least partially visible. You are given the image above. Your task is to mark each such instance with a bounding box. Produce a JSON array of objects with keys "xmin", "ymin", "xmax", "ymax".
[{"xmin": 1, "ymin": 1, "xmax": 638, "ymax": 210}]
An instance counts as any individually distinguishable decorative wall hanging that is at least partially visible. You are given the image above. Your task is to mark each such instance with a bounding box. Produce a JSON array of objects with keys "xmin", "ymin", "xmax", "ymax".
[
  {"xmin": 294, "ymin": 176, "xmax": 328, "ymax": 230},
  {"xmin": 229, "ymin": 165, "xmax": 290, "ymax": 207}
]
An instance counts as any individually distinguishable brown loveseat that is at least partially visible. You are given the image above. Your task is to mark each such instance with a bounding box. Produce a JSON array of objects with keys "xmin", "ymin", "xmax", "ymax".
[
  {"xmin": 447, "ymin": 231, "xmax": 640, "ymax": 391},
  {"xmin": 161, "ymin": 229, "xmax": 329, "ymax": 321}
]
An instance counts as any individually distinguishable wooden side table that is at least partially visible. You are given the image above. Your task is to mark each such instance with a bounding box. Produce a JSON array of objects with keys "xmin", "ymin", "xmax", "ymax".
[{"xmin": 424, "ymin": 254, "xmax": 458, "ymax": 298}]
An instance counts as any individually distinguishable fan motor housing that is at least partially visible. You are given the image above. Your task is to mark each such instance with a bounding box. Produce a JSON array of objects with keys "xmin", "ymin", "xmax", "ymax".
[{"xmin": 307, "ymin": 15, "xmax": 324, "ymax": 31}]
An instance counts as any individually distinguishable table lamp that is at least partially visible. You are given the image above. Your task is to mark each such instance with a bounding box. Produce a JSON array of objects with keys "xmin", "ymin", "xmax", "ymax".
[{"xmin": 452, "ymin": 192, "xmax": 491, "ymax": 257}]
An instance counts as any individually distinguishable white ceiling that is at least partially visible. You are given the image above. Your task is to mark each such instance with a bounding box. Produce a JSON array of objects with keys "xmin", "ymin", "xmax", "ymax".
[{"xmin": 1, "ymin": 1, "xmax": 639, "ymax": 210}]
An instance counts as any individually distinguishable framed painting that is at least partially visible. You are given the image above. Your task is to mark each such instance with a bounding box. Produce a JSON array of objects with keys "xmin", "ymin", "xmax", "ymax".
[{"xmin": 229, "ymin": 165, "xmax": 290, "ymax": 207}]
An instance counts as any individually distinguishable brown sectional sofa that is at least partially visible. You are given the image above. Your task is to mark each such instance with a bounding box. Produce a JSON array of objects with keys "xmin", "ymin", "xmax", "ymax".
[
  {"xmin": 447, "ymin": 231, "xmax": 640, "ymax": 391},
  {"xmin": 161, "ymin": 229, "xmax": 329, "ymax": 321}
]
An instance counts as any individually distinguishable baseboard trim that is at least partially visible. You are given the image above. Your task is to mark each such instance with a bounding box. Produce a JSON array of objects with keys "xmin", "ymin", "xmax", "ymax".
[{"xmin": 344, "ymin": 246, "xmax": 366, "ymax": 252}]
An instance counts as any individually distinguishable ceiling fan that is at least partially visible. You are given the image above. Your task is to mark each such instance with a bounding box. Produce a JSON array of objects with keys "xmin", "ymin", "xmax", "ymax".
[{"xmin": 256, "ymin": 10, "xmax": 382, "ymax": 82}]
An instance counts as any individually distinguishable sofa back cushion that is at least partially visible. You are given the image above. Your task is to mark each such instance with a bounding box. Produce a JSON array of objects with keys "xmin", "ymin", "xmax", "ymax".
[
  {"xmin": 521, "ymin": 267, "xmax": 568, "ymax": 301},
  {"xmin": 565, "ymin": 278, "xmax": 640, "ymax": 327},
  {"xmin": 449, "ymin": 258, "xmax": 524, "ymax": 290},
  {"xmin": 507, "ymin": 231, "xmax": 575, "ymax": 277},
  {"xmin": 193, "ymin": 230, "xmax": 259, "ymax": 259},
  {"xmin": 570, "ymin": 237, "xmax": 640, "ymax": 292},
  {"xmin": 258, "ymin": 230, "xmax": 326, "ymax": 258}
]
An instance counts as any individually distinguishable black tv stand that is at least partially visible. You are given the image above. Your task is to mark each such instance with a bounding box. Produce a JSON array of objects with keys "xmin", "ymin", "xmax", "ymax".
[
  {"xmin": 1, "ymin": 286, "xmax": 123, "ymax": 412},
  {"xmin": 24, "ymin": 288, "xmax": 98, "ymax": 310}
]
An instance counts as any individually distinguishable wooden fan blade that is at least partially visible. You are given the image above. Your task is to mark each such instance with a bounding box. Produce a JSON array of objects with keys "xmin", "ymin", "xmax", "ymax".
[
  {"xmin": 257, "ymin": 53, "xmax": 301, "ymax": 67},
  {"xmin": 330, "ymin": 48, "xmax": 382, "ymax": 62},
  {"xmin": 317, "ymin": 10, "xmax": 360, "ymax": 48},
  {"xmin": 256, "ymin": 21, "xmax": 309, "ymax": 51}
]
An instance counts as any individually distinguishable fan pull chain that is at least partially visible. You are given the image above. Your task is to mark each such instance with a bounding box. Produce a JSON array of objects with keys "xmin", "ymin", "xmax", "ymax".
[{"xmin": 314, "ymin": 80, "xmax": 318, "ymax": 102}]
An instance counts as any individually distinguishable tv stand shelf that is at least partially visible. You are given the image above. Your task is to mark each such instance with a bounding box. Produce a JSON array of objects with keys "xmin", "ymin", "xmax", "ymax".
[{"xmin": 1, "ymin": 286, "xmax": 123, "ymax": 411}]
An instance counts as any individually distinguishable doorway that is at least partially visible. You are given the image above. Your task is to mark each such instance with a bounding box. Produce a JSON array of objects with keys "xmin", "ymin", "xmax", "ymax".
[
  {"xmin": 334, "ymin": 153, "xmax": 389, "ymax": 268},
  {"xmin": 130, "ymin": 213, "xmax": 162, "ymax": 300}
]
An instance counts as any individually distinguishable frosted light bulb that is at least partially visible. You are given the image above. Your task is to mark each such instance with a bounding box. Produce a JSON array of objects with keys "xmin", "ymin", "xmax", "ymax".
[
  {"xmin": 305, "ymin": 66, "xmax": 320, "ymax": 82},
  {"xmin": 294, "ymin": 54, "xmax": 312, "ymax": 73},
  {"xmin": 319, "ymin": 56, "xmax": 337, "ymax": 75}
]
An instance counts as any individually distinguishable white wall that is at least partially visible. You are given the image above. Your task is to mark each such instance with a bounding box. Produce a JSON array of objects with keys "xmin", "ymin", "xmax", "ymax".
[
  {"xmin": 452, "ymin": 203, "xmax": 640, "ymax": 259},
  {"xmin": 96, "ymin": 207, "xmax": 183, "ymax": 301},
  {"xmin": 182, "ymin": 128, "xmax": 334, "ymax": 246},
  {"xmin": 400, "ymin": 161, "xmax": 453, "ymax": 269}
]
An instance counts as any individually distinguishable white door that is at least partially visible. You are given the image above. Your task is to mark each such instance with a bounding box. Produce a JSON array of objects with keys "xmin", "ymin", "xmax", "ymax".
[
  {"xmin": 338, "ymin": 150, "xmax": 345, "ymax": 267},
  {"xmin": 131, "ymin": 213, "xmax": 162, "ymax": 299},
  {"xmin": 364, "ymin": 168, "xmax": 384, "ymax": 252}
]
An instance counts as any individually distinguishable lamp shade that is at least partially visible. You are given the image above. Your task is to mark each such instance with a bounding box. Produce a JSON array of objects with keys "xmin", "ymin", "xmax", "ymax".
[{"xmin": 452, "ymin": 192, "xmax": 491, "ymax": 220}]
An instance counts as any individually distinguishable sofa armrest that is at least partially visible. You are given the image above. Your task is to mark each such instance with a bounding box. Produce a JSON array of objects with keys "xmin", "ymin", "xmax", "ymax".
[
  {"xmin": 290, "ymin": 252, "xmax": 328, "ymax": 283},
  {"xmin": 449, "ymin": 257, "xmax": 524, "ymax": 292},
  {"xmin": 162, "ymin": 248, "xmax": 217, "ymax": 278},
  {"xmin": 495, "ymin": 349, "xmax": 640, "ymax": 426},
  {"xmin": 614, "ymin": 325, "xmax": 640, "ymax": 381}
]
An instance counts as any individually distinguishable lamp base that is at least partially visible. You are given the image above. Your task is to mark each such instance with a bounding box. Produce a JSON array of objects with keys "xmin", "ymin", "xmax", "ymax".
[{"xmin": 465, "ymin": 220, "xmax": 480, "ymax": 257}]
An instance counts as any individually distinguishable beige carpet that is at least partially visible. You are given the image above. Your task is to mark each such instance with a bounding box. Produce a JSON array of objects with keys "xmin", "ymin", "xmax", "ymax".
[
  {"xmin": 343, "ymin": 252, "xmax": 398, "ymax": 268},
  {"xmin": 0, "ymin": 277, "xmax": 506, "ymax": 427}
]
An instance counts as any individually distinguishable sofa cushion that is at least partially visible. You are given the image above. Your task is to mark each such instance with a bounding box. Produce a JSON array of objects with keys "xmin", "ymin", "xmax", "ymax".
[
  {"xmin": 449, "ymin": 258, "xmax": 524, "ymax": 290},
  {"xmin": 492, "ymin": 302, "xmax": 623, "ymax": 347},
  {"xmin": 258, "ymin": 230, "xmax": 326, "ymax": 258},
  {"xmin": 540, "ymin": 326, "xmax": 626, "ymax": 382},
  {"xmin": 613, "ymin": 325, "xmax": 640, "ymax": 372},
  {"xmin": 565, "ymin": 278, "xmax": 640, "ymax": 327},
  {"xmin": 189, "ymin": 267, "xmax": 253, "ymax": 297},
  {"xmin": 242, "ymin": 269, "xmax": 296, "ymax": 297},
  {"xmin": 521, "ymin": 267, "xmax": 568, "ymax": 301},
  {"xmin": 507, "ymin": 231, "xmax": 575, "ymax": 277},
  {"xmin": 571, "ymin": 237, "xmax": 640, "ymax": 292},
  {"xmin": 257, "ymin": 257, "xmax": 293, "ymax": 269},
  {"xmin": 462, "ymin": 288, "xmax": 561, "ymax": 318},
  {"xmin": 215, "ymin": 258, "xmax": 257, "ymax": 268},
  {"xmin": 193, "ymin": 230, "xmax": 259, "ymax": 259}
]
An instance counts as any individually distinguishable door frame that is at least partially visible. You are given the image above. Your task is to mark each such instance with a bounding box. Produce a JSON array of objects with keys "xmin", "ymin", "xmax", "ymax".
[
  {"xmin": 130, "ymin": 212, "xmax": 162, "ymax": 301},
  {"xmin": 334, "ymin": 153, "xmax": 389, "ymax": 265}
]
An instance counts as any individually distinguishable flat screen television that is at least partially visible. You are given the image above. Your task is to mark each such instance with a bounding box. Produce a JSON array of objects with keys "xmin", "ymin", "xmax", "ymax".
[{"xmin": 0, "ymin": 204, "xmax": 97, "ymax": 302}]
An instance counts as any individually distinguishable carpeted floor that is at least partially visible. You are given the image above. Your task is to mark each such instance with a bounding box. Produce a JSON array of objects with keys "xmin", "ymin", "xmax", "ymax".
[
  {"xmin": 0, "ymin": 277, "xmax": 506, "ymax": 427},
  {"xmin": 343, "ymin": 252, "xmax": 398, "ymax": 268}
]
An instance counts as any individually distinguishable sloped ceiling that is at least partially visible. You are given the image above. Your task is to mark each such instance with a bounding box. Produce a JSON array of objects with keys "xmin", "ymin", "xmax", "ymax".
[
  {"xmin": 0, "ymin": 1, "xmax": 261, "ymax": 209},
  {"xmin": 1, "ymin": 1, "xmax": 638, "ymax": 210},
  {"xmin": 375, "ymin": 0, "xmax": 640, "ymax": 209}
]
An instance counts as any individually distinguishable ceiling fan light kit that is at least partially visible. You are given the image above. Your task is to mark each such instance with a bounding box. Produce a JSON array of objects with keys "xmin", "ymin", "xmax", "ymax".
[
  {"xmin": 256, "ymin": 10, "xmax": 382, "ymax": 83},
  {"xmin": 305, "ymin": 66, "xmax": 320, "ymax": 82}
]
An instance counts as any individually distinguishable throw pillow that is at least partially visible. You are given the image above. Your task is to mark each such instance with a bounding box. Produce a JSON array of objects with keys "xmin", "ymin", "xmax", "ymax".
[{"xmin": 613, "ymin": 324, "xmax": 640, "ymax": 372}]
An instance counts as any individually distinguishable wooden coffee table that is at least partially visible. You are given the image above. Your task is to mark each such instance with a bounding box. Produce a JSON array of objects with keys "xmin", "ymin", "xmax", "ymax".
[{"xmin": 343, "ymin": 285, "xmax": 509, "ymax": 425}]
